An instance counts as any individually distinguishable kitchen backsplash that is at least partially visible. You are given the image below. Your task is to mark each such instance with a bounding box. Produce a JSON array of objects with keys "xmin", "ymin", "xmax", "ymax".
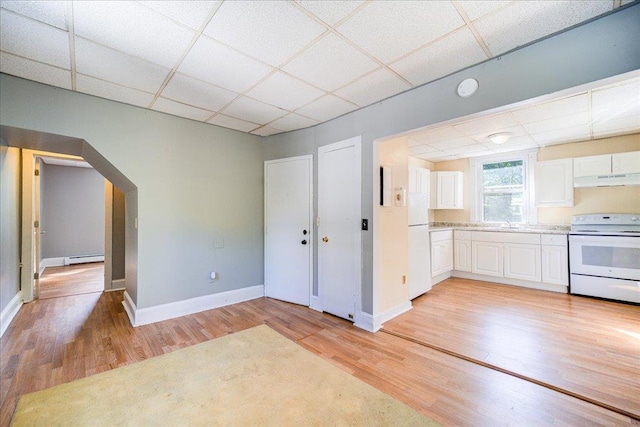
[{"xmin": 430, "ymin": 222, "xmax": 571, "ymax": 231}]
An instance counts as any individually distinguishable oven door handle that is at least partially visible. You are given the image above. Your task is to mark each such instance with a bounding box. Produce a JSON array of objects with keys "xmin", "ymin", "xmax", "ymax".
[{"xmin": 569, "ymin": 235, "xmax": 640, "ymax": 246}]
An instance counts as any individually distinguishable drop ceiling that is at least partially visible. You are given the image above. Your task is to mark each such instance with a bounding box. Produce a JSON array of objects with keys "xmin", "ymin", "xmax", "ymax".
[
  {"xmin": 407, "ymin": 74, "xmax": 640, "ymax": 162},
  {"xmin": 0, "ymin": 0, "xmax": 632, "ymax": 138}
]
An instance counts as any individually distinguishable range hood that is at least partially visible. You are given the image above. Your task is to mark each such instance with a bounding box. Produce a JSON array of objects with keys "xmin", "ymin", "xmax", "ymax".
[{"xmin": 574, "ymin": 173, "xmax": 640, "ymax": 188}]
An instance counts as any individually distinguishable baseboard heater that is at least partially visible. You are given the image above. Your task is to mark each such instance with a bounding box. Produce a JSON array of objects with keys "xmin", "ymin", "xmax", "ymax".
[{"xmin": 64, "ymin": 254, "xmax": 105, "ymax": 265}]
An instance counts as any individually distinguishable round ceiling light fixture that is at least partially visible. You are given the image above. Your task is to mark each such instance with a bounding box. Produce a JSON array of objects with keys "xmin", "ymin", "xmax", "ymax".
[
  {"xmin": 457, "ymin": 78, "xmax": 479, "ymax": 98},
  {"xmin": 488, "ymin": 132, "xmax": 511, "ymax": 145}
]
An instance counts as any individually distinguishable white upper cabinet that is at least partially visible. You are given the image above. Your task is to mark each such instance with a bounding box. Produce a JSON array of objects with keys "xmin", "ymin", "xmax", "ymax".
[
  {"xmin": 574, "ymin": 151, "xmax": 640, "ymax": 177},
  {"xmin": 430, "ymin": 171, "xmax": 463, "ymax": 210},
  {"xmin": 535, "ymin": 158, "xmax": 574, "ymax": 207},
  {"xmin": 612, "ymin": 151, "xmax": 640, "ymax": 174},
  {"xmin": 409, "ymin": 166, "xmax": 430, "ymax": 195},
  {"xmin": 573, "ymin": 154, "xmax": 611, "ymax": 177}
]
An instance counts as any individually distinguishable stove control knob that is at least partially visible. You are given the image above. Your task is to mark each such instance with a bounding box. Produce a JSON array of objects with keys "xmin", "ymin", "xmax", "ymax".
[{"xmin": 631, "ymin": 216, "xmax": 639, "ymax": 221}]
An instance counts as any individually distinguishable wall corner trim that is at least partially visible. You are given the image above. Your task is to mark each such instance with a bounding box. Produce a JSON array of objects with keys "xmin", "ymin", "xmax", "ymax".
[
  {"xmin": 0, "ymin": 293, "xmax": 23, "ymax": 338},
  {"xmin": 355, "ymin": 301, "xmax": 412, "ymax": 333},
  {"xmin": 309, "ymin": 296, "xmax": 322, "ymax": 312},
  {"xmin": 123, "ymin": 285, "xmax": 265, "ymax": 327}
]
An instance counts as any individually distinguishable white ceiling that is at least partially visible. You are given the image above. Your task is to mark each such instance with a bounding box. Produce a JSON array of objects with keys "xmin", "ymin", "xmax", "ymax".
[
  {"xmin": 407, "ymin": 74, "xmax": 640, "ymax": 162},
  {"xmin": 0, "ymin": 0, "xmax": 628, "ymax": 137}
]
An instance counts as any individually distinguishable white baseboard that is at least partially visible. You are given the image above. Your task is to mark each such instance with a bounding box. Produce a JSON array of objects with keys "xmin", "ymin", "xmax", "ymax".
[
  {"xmin": 122, "ymin": 285, "xmax": 265, "ymax": 327},
  {"xmin": 0, "ymin": 293, "xmax": 23, "ymax": 338},
  {"xmin": 309, "ymin": 295, "xmax": 322, "ymax": 312},
  {"xmin": 452, "ymin": 271, "xmax": 568, "ymax": 293},
  {"xmin": 431, "ymin": 271, "xmax": 452, "ymax": 286},
  {"xmin": 111, "ymin": 278, "xmax": 126, "ymax": 290},
  {"xmin": 354, "ymin": 300, "xmax": 412, "ymax": 333},
  {"xmin": 40, "ymin": 257, "xmax": 66, "ymax": 273}
]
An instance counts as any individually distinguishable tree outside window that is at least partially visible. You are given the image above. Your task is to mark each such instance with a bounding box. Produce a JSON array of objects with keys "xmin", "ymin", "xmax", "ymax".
[{"xmin": 481, "ymin": 160, "xmax": 524, "ymax": 223}]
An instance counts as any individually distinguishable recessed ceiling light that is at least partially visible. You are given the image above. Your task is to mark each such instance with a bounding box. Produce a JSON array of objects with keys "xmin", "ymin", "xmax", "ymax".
[
  {"xmin": 488, "ymin": 132, "xmax": 511, "ymax": 145},
  {"xmin": 457, "ymin": 78, "xmax": 479, "ymax": 98}
]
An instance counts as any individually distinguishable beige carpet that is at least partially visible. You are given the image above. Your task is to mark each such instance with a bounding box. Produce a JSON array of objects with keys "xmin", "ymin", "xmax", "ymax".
[{"xmin": 12, "ymin": 325, "xmax": 437, "ymax": 426}]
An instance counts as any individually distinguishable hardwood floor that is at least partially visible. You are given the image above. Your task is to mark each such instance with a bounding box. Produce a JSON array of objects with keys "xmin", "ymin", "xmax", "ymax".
[
  {"xmin": 1, "ymin": 280, "xmax": 638, "ymax": 426},
  {"xmin": 383, "ymin": 278, "xmax": 640, "ymax": 420},
  {"xmin": 38, "ymin": 262, "xmax": 104, "ymax": 299}
]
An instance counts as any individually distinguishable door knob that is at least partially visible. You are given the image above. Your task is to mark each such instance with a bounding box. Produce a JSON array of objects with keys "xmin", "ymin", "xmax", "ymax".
[
  {"xmin": 303, "ymin": 229, "xmax": 308, "ymax": 235},
  {"xmin": 301, "ymin": 240, "xmax": 307, "ymax": 245},
  {"xmin": 322, "ymin": 237, "xmax": 329, "ymax": 243}
]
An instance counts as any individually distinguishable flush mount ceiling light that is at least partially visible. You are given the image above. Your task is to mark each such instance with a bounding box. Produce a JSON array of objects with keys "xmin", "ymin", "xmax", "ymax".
[
  {"xmin": 488, "ymin": 132, "xmax": 511, "ymax": 145},
  {"xmin": 457, "ymin": 78, "xmax": 479, "ymax": 98}
]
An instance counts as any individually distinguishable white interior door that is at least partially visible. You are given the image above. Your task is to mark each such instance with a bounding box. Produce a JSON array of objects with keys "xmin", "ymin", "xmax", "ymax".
[
  {"xmin": 318, "ymin": 137, "xmax": 361, "ymax": 321},
  {"xmin": 264, "ymin": 156, "xmax": 312, "ymax": 306}
]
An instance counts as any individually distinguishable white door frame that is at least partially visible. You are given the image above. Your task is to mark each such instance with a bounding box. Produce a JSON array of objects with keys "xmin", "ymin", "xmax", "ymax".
[
  {"xmin": 20, "ymin": 149, "xmax": 112, "ymax": 301},
  {"xmin": 318, "ymin": 136, "xmax": 362, "ymax": 322},
  {"xmin": 264, "ymin": 155, "xmax": 314, "ymax": 306}
]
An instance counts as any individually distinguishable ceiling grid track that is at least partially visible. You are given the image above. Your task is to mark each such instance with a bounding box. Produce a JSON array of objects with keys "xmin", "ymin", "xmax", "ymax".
[
  {"xmin": 451, "ymin": 1, "xmax": 493, "ymax": 58},
  {"xmin": 67, "ymin": 2, "xmax": 77, "ymax": 91},
  {"xmin": 147, "ymin": 1, "xmax": 224, "ymax": 109}
]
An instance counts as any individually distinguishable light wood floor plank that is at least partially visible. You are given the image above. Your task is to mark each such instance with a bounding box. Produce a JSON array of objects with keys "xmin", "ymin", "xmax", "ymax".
[{"xmin": 1, "ymin": 274, "xmax": 638, "ymax": 426}]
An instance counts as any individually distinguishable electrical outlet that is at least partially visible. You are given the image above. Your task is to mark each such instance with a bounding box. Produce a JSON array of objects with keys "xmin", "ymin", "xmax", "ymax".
[{"xmin": 402, "ymin": 275, "xmax": 406, "ymax": 285}]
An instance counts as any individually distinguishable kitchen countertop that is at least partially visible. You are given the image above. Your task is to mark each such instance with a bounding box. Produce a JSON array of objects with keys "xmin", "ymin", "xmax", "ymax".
[{"xmin": 428, "ymin": 225, "xmax": 570, "ymax": 235}]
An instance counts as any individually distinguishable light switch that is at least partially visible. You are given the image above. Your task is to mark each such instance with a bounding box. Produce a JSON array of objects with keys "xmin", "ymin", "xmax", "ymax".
[{"xmin": 214, "ymin": 238, "xmax": 224, "ymax": 249}]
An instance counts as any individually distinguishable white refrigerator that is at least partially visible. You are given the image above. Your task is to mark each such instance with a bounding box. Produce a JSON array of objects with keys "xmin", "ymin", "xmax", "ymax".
[{"xmin": 408, "ymin": 190, "xmax": 432, "ymax": 300}]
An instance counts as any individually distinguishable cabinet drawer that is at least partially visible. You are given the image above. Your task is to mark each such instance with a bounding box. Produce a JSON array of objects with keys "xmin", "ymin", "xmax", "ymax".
[
  {"xmin": 541, "ymin": 234, "xmax": 567, "ymax": 246},
  {"xmin": 431, "ymin": 230, "xmax": 453, "ymax": 242},
  {"xmin": 454, "ymin": 230, "xmax": 471, "ymax": 241}
]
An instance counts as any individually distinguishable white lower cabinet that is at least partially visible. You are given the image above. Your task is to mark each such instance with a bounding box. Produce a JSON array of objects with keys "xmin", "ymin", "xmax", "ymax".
[
  {"xmin": 503, "ymin": 243, "xmax": 541, "ymax": 282},
  {"xmin": 541, "ymin": 234, "xmax": 569, "ymax": 285},
  {"xmin": 454, "ymin": 231, "xmax": 471, "ymax": 272},
  {"xmin": 431, "ymin": 230, "xmax": 453, "ymax": 277},
  {"xmin": 471, "ymin": 241, "xmax": 503, "ymax": 277}
]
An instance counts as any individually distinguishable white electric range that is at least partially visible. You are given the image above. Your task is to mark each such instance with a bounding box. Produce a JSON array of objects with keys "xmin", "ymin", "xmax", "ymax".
[{"xmin": 569, "ymin": 214, "xmax": 640, "ymax": 303}]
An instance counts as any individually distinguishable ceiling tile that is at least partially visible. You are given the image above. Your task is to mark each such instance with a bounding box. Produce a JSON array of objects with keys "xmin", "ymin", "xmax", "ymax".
[
  {"xmin": 492, "ymin": 142, "xmax": 539, "ymax": 153},
  {"xmin": 294, "ymin": 94, "xmax": 358, "ymax": 122},
  {"xmin": 296, "ymin": 1, "xmax": 364, "ymax": 26},
  {"xmin": 1, "ymin": 0, "xmax": 68, "ymax": 30},
  {"xmin": 409, "ymin": 126, "xmax": 466, "ymax": 145},
  {"xmin": 428, "ymin": 137, "xmax": 479, "ymax": 150},
  {"xmin": 456, "ymin": 1, "xmax": 511, "ymax": 21},
  {"xmin": 246, "ymin": 72, "xmax": 324, "ymax": 111},
  {"xmin": 0, "ymin": 51, "xmax": 71, "ymax": 89},
  {"xmin": 207, "ymin": 113, "xmax": 260, "ymax": 133},
  {"xmin": 73, "ymin": 1, "xmax": 195, "ymax": 68},
  {"xmin": 334, "ymin": 67, "xmax": 411, "ymax": 107},
  {"xmin": 592, "ymin": 79, "xmax": 640, "ymax": 122},
  {"xmin": 337, "ymin": 1, "xmax": 464, "ymax": 63},
  {"xmin": 454, "ymin": 113, "xmax": 519, "ymax": 136},
  {"xmin": 390, "ymin": 28, "xmax": 487, "ymax": 87},
  {"xmin": 152, "ymin": 97, "xmax": 213, "ymax": 121},
  {"xmin": 177, "ymin": 36, "xmax": 272, "ymax": 93},
  {"xmin": 269, "ymin": 113, "xmax": 319, "ymax": 132},
  {"xmin": 530, "ymin": 124, "xmax": 591, "ymax": 145},
  {"xmin": 408, "ymin": 145, "xmax": 439, "ymax": 155},
  {"xmin": 282, "ymin": 33, "xmax": 378, "ymax": 91},
  {"xmin": 443, "ymin": 143, "xmax": 490, "ymax": 156},
  {"xmin": 474, "ymin": 1, "xmax": 612, "ymax": 56},
  {"xmin": 75, "ymin": 38, "xmax": 170, "ymax": 94},
  {"xmin": 76, "ymin": 74, "xmax": 155, "ymax": 108},
  {"xmin": 161, "ymin": 73, "xmax": 238, "ymax": 112},
  {"xmin": 419, "ymin": 153, "xmax": 456, "ymax": 162},
  {"xmin": 251, "ymin": 126, "xmax": 282, "ymax": 137},
  {"xmin": 522, "ymin": 111, "xmax": 589, "ymax": 135},
  {"xmin": 0, "ymin": 10, "xmax": 70, "ymax": 69},
  {"xmin": 512, "ymin": 93, "xmax": 588, "ymax": 124},
  {"xmin": 139, "ymin": 1, "xmax": 219, "ymax": 30},
  {"xmin": 203, "ymin": 1, "xmax": 325, "ymax": 67},
  {"xmin": 592, "ymin": 114, "xmax": 640, "ymax": 135},
  {"xmin": 221, "ymin": 96, "xmax": 287, "ymax": 125}
]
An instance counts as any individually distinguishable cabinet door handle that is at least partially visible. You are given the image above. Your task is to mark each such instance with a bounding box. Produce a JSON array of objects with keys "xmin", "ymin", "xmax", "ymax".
[{"xmin": 322, "ymin": 237, "xmax": 329, "ymax": 243}]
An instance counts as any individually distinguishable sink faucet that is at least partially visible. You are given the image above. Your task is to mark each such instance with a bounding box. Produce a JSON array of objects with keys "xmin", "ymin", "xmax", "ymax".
[{"xmin": 506, "ymin": 220, "xmax": 512, "ymax": 228}]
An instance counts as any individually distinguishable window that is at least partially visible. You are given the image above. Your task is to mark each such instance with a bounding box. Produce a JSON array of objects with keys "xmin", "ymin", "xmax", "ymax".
[{"xmin": 470, "ymin": 151, "xmax": 537, "ymax": 224}]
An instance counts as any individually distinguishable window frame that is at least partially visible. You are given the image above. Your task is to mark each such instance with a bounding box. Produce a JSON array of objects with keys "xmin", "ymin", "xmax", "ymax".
[{"xmin": 469, "ymin": 150, "xmax": 537, "ymax": 224}]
